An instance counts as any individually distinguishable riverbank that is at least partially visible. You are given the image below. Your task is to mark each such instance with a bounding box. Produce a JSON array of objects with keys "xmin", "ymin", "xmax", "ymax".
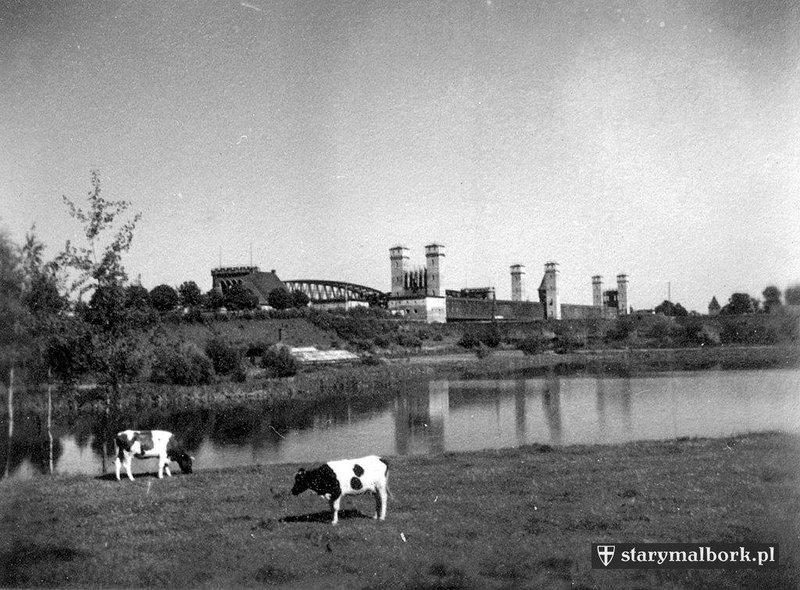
[
  {"xmin": 2, "ymin": 432, "xmax": 798, "ymax": 588},
  {"xmin": 5, "ymin": 343, "xmax": 799, "ymax": 413}
]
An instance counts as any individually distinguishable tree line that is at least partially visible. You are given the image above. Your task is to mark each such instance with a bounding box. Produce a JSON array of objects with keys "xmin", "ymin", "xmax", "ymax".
[
  {"xmin": 1, "ymin": 172, "xmax": 307, "ymax": 403},
  {"xmin": 654, "ymin": 285, "xmax": 800, "ymax": 318}
]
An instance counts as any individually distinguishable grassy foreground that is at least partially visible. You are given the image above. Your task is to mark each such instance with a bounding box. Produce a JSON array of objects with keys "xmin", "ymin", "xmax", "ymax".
[{"xmin": 2, "ymin": 433, "xmax": 799, "ymax": 589}]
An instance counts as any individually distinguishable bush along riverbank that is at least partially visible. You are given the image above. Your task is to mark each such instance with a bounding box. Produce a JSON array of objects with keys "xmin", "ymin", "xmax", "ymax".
[{"xmin": 1, "ymin": 432, "xmax": 798, "ymax": 588}]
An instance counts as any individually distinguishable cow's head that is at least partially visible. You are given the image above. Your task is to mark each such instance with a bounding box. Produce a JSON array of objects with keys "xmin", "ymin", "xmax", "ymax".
[
  {"xmin": 172, "ymin": 451, "xmax": 194, "ymax": 474},
  {"xmin": 291, "ymin": 468, "xmax": 310, "ymax": 495}
]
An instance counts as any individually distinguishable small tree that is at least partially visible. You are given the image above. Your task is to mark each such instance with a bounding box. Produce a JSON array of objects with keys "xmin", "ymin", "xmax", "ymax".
[
  {"xmin": 178, "ymin": 280, "xmax": 203, "ymax": 308},
  {"xmin": 124, "ymin": 284, "xmax": 150, "ymax": 310},
  {"xmin": 721, "ymin": 293, "xmax": 756, "ymax": 315},
  {"xmin": 261, "ymin": 346, "xmax": 298, "ymax": 377},
  {"xmin": 290, "ymin": 289, "xmax": 310, "ymax": 308},
  {"xmin": 204, "ymin": 289, "xmax": 225, "ymax": 310},
  {"xmin": 55, "ymin": 171, "xmax": 143, "ymax": 409},
  {"xmin": 762, "ymin": 285, "xmax": 782, "ymax": 313},
  {"xmin": 267, "ymin": 287, "xmax": 291, "ymax": 310},
  {"xmin": 786, "ymin": 285, "xmax": 800, "ymax": 306},
  {"xmin": 150, "ymin": 284, "xmax": 179, "ymax": 312},
  {"xmin": 150, "ymin": 343, "xmax": 215, "ymax": 386},
  {"xmin": 655, "ymin": 300, "xmax": 688, "ymax": 317},
  {"xmin": 205, "ymin": 336, "xmax": 242, "ymax": 375},
  {"xmin": 708, "ymin": 296, "xmax": 721, "ymax": 316},
  {"xmin": 224, "ymin": 283, "xmax": 259, "ymax": 310}
]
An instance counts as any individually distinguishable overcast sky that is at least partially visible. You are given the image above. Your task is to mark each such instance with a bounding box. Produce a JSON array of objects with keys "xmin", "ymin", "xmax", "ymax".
[{"xmin": 2, "ymin": 0, "xmax": 799, "ymax": 311}]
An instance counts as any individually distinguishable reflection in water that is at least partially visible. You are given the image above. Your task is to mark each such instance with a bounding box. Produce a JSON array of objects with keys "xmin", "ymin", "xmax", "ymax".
[
  {"xmin": 2, "ymin": 368, "xmax": 800, "ymax": 481},
  {"xmin": 514, "ymin": 381, "xmax": 526, "ymax": 446},
  {"xmin": 541, "ymin": 374, "xmax": 562, "ymax": 445}
]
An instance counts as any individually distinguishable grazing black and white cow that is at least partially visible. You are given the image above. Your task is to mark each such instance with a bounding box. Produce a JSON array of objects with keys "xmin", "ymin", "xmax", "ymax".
[
  {"xmin": 291, "ymin": 455, "xmax": 389, "ymax": 525},
  {"xmin": 114, "ymin": 430, "xmax": 193, "ymax": 481}
]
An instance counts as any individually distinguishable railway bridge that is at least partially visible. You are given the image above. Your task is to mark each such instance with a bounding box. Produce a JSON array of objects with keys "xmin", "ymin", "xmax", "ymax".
[{"xmin": 283, "ymin": 279, "xmax": 385, "ymax": 303}]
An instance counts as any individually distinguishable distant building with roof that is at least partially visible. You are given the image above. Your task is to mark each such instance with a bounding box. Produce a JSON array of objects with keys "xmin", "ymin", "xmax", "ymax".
[{"xmin": 211, "ymin": 266, "xmax": 285, "ymax": 306}]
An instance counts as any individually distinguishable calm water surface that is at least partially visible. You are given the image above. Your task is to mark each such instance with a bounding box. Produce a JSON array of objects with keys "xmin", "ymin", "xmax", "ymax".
[{"xmin": 3, "ymin": 368, "xmax": 799, "ymax": 480}]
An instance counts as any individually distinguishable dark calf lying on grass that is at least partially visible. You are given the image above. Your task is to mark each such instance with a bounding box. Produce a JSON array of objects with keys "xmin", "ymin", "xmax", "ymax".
[
  {"xmin": 291, "ymin": 455, "xmax": 389, "ymax": 525},
  {"xmin": 114, "ymin": 430, "xmax": 193, "ymax": 481}
]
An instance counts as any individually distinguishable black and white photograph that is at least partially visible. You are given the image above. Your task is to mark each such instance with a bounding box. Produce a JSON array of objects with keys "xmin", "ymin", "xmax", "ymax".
[{"xmin": 2, "ymin": 1, "xmax": 799, "ymax": 587}]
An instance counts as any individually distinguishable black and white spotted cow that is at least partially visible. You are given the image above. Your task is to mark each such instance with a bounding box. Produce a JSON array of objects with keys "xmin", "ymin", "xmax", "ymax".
[
  {"xmin": 114, "ymin": 430, "xmax": 193, "ymax": 481},
  {"xmin": 291, "ymin": 455, "xmax": 389, "ymax": 525}
]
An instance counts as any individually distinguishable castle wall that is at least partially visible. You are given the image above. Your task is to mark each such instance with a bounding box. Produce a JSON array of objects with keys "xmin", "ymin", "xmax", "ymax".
[
  {"xmin": 560, "ymin": 303, "xmax": 617, "ymax": 320},
  {"xmin": 446, "ymin": 297, "xmax": 543, "ymax": 322}
]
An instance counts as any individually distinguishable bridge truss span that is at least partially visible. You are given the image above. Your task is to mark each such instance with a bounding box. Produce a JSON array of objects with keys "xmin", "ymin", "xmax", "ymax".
[{"xmin": 283, "ymin": 279, "xmax": 386, "ymax": 303}]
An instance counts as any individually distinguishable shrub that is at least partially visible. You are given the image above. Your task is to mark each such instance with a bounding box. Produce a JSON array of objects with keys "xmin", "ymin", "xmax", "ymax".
[
  {"xmin": 458, "ymin": 331, "xmax": 481, "ymax": 349},
  {"xmin": 395, "ymin": 333, "xmax": 422, "ymax": 348},
  {"xmin": 245, "ymin": 339, "xmax": 273, "ymax": 361},
  {"xmin": 373, "ymin": 334, "xmax": 391, "ymax": 348},
  {"xmin": 205, "ymin": 336, "xmax": 242, "ymax": 375},
  {"xmin": 475, "ymin": 342, "xmax": 493, "ymax": 359},
  {"xmin": 361, "ymin": 353, "xmax": 383, "ymax": 366},
  {"xmin": 267, "ymin": 288, "xmax": 292, "ymax": 310},
  {"xmin": 553, "ymin": 333, "xmax": 585, "ymax": 354},
  {"xmin": 518, "ymin": 334, "xmax": 549, "ymax": 355},
  {"xmin": 150, "ymin": 343, "xmax": 215, "ymax": 386},
  {"xmin": 643, "ymin": 316, "xmax": 674, "ymax": 340},
  {"xmin": 604, "ymin": 316, "xmax": 637, "ymax": 342},
  {"xmin": 261, "ymin": 347, "xmax": 298, "ymax": 377}
]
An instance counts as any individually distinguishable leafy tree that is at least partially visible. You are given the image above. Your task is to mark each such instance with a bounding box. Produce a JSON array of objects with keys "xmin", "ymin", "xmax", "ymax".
[
  {"xmin": 721, "ymin": 292, "xmax": 756, "ymax": 315},
  {"xmin": 150, "ymin": 343, "xmax": 215, "ymax": 386},
  {"xmin": 261, "ymin": 346, "xmax": 298, "ymax": 377},
  {"xmin": 224, "ymin": 283, "xmax": 259, "ymax": 310},
  {"xmin": 762, "ymin": 285, "xmax": 782, "ymax": 313},
  {"xmin": 708, "ymin": 296, "xmax": 721, "ymax": 315},
  {"xmin": 761, "ymin": 285, "xmax": 781, "ymax": 311},
  {"xmin": 204, "ymin": 289, "xmax": 225, "ymax": 310},
  {"xmin": 56, "ymin": 171, "xmax": 141, "ymax": 294},
  {"xmin": 205, "ymin": 336, "xmax": 242, "ymax": 375},
  {"xmin": 55, "ymin": 171, "xmax": 143, "ymax": 406},
  {"xmin": 290, "ymin": 289, "xmax": 310, "ymax": 308},
  {"xmin": 149, "ymin": 284, "xmax": 179, "ymax": 312},
  {"xmin": 267, "ymin": 287, "xmax": 291, "ymax": 310},
  {"xmin": 655, "ymin": 300, "xmax": 688, "ymax": 317},
  {"xmin": 786, "ymin": 285, "xmax": 800, "ymax": 306},
  {"xmin": 124, "ymin": 284, "xmax": 150, "ymax": 310},
  {"xmin": 0, "ymin": 229, "xmax": 24, "ymax": 374},
  {"xmin": 178, "ymin": 281, "xmax": 203, "ymax": 308}
]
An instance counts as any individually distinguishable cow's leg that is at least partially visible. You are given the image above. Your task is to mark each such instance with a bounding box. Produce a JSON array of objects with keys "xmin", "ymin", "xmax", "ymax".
[
  {"xmin": 115, "ymin": 455, "xmax": 122, "ymax": 481},
  {"xmin": 161, "ymin": 452, "xmax": 172, "ymax": 477},
  {"xmin": 157, "ymin": 455, "xmax": 165, "ymax": 479},
  {"xmin": 372, "ymin": 491, "xmax": 381, "ymax": 520},
  {"xmin": 124, "ymin": 453, "xmax": 134, "ymax": 481},
  {"xmin": 330, "ymin": 497, "xmax": 341, "ymax": 525},
  {"xmin": 377, "ymin": 484, "xmax": 388, "ymax": 520}
]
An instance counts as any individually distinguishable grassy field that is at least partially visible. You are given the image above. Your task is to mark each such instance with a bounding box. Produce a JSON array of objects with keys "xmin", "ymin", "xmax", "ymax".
[{"xmin": 2, "ymin": 433, "xmax": 799, "ymax": 588}]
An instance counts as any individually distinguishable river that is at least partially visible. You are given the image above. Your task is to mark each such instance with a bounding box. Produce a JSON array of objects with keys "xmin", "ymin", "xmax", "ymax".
[{"xmin": 2, "ymin": 367, "xmax": 799, "ymax": 481}]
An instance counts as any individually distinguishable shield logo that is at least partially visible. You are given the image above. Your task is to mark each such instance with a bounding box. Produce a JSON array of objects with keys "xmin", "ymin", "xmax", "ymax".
[{"xmin": 596, "ymin": 545, "xmax": 616, "ymax": 567}]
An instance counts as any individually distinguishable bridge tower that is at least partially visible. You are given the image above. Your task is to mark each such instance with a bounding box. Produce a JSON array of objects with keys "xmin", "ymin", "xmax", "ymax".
[
  {"xmin": 424, "ymin": 243, "xmax": 445, "ymax": 297},
  {"xmin": 616, "ymin": 274, "xmax": 629, "ymax": 315},
  {"xmin": 510, "ymin": 264, "xmax": 525, "ymax": 301},
  {"xmin": 389, "ymin": 246, "xmax": 409, "ymax": 296},
  {"xmin": 543, "ymin": 262, "xmax": 561, "ymax": 320},
  {"xmin": 592, "ymin": 275, "xmax": 603, "ymax": 307}
]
